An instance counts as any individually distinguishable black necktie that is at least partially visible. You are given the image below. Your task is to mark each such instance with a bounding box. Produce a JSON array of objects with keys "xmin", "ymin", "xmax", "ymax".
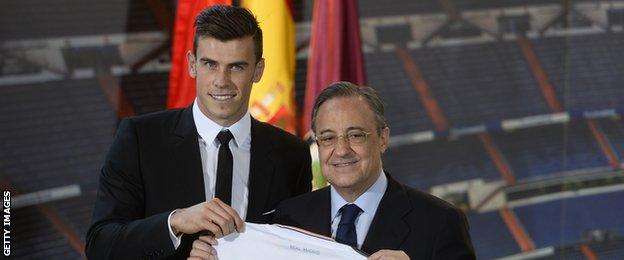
[
  {"xmin": 215, "ymin": 130, "xmax": 234, "ymax": 205},
  {"xmin": 335, "ymin": 204, "xmax": 362, "ymax": 248}
]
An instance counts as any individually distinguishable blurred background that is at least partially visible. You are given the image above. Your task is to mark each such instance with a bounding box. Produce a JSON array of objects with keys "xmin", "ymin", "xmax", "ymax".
[{"xmin": 1, "ymin": 0, "xmax": 624, "ymax": 259}]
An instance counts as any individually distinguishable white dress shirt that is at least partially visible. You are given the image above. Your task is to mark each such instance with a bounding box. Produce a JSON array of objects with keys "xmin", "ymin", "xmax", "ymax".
[
  {"xmin": 330, "ymin": 171, "xmax": 388, "ymax": 249},
  {"xmin": 168, "ymin": 100, "xmax": 252, "ymax": 248}
]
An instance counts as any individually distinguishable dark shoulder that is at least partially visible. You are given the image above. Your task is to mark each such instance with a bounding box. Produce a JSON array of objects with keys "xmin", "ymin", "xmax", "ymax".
[
  {"xmin": 399, "ymin": 183, "xmax": 466, "ymax": 227},
  {"xmin": 126, "ymin": 108, "xmax": 186, "ymax": 127},
  {"xmin": 115, "ymin": 108, "xmax": 190, "ymax": 138},
  {"xmin": 274, "ymin": 187, "xmax": 328, "ymax": 220},
  {"xmin": 278, "ymin": 187, "xmax": 326, "ymax": 208},
  {"xmin": 405, "ymin": 185, "xmax": 458, "ymax": 212}
]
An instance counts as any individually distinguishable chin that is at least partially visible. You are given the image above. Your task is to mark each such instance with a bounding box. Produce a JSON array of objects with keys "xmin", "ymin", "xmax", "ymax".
[{"xmin": 327, "ymin": 175, "xmax": 358, "ymax": 189}]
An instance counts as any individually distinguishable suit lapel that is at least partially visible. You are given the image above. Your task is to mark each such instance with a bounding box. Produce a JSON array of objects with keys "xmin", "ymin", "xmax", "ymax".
[
  {"xmin": 361, "ymin": 173, "xmax": 411, "ymax": 254},
  {"xmin": 307, "ymin": 188, "xmax": 332, "ymax": 236},
  {"xmin": 172, "ymin": 107, "xmax": 206, "ymax": 206},
  {"xmin": 246, "ymin": 118, "xmax": 276, "ymax": 221}
]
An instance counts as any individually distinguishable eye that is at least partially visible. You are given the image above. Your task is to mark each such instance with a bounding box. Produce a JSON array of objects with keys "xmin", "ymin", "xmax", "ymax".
[
  {"xmin": 204, "ymin": 61, "xmax": 218, "ymax": 70},
  {"xmin": 350, "ymin": 132, "xmax": 365, "ymax": 138},
  {"xmin": 317, "ymin": 135, "xmax": 336, "ymax": 146},
  {"xmin": 319, "ymin": 135, "xmax": 335, "ymax": 142},
  {"xmin": 348, "ymin": 132, "xmax": 367, "ymax": 143},
  {"xmin": 231, "ymin": 65, "xmax": 244, "ymax": 71}
]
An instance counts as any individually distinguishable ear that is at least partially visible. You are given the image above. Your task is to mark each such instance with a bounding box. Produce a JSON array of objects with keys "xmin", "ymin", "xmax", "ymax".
[
  {"xmin": 379, "ymin": 127, "xmax": 390, "ymax": 153},
  {"xmin": 252, "ymin": 58, "xmax": 265, "ymax": 83},
  {"xmin": 186, "ymin": 50, "xmax": 197, "ymax": 78}
]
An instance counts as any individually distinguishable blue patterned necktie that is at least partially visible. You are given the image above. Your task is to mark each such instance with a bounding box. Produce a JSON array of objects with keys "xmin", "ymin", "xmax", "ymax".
[{"xmin": 335, "ymin": 204, "xmax": 362, "ymax": 248}]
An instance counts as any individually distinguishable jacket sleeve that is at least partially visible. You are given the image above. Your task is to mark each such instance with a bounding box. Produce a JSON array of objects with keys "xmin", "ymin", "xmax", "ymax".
[
  {"xmin": 431, "ymin": 207, "xmax": 476, "ymax": 260},
  {"xmin": 294, "ymin": 142, "xmax": 313, "ymax": 196},
  {"xmin": 85, "ymin": 119, "xmax": 176, "ymax": 259}
]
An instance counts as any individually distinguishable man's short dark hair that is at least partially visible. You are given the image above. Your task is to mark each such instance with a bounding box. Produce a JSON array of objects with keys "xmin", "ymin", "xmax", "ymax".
[
  {"xmin": 311, "ymin": 81, "xmax": 388, "ymax": 135},
  {"xmin": 193, "ymin": 5, "xmax": 263, "ymax": 62}
]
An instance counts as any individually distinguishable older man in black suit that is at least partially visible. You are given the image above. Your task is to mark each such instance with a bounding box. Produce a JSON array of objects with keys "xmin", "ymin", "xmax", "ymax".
[
  {"xmin": 273, "ymin": 82, "xmax": 475, "ymax": 260},
  {"xmin": 85, "ymin": 6, "xmax": 311, "ymax": 260}
]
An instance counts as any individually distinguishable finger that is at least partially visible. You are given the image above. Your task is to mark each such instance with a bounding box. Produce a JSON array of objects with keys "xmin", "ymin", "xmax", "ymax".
[
  {"xmin": 192, "ymin": 239, "xmax": 216, "ymax": 254},
  {"xmin": 202, "ymin": 207, "xmax": 232, "ymax": 236},
  {"xmin": 213, "ymin": 199, "xmax": 245, "ymax": 232},
  {"xmin": 207, "ymin": 200, "xmax": 239, "ymax": 234},
  {"xmin": 198, "ymin": 235, "xmax": 218, "ymax": 245},
  {"xmin": 200, "ymin": 219, "xmax": 224, "ymax": 238},
  {"xmin": 367, "ymin": 250, "xmax": 409, "ymax": 260},
  {"xmin": 367, "ymin": 250, "xmax": 385, "ymax": 260},
  {"xmin": 204, "ymin": 200, "xmax": 238, "ymax": 235},
  {"xmin": 189, "ymin": 248, "xmax": 215, "ymax": 259},
  {"xmin": 189, "ymin": 247, "xmax": 212, "ymax": 259}
]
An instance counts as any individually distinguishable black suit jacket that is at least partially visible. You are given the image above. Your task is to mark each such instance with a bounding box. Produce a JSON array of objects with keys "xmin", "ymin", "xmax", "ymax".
[
  {"xmin": 274, "ymin": 173, "xmax": 475, "ymax": 260},
  {"xmin": 85, "ymin": 107, "xmax": 312, "ymax": 259}
]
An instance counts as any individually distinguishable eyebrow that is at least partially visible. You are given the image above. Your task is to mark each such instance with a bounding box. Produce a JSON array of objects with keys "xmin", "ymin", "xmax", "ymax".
[
  {"xmin": 198, "ymin": 58, "xmax": 250, "ymax": 67},
  {"xmin": 318, "ymin": 127, "xmax": 366, "ymax": 135}
]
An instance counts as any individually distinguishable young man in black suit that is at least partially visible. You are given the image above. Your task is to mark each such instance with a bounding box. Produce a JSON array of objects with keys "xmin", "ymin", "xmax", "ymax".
[
  {"xmin": 272, "ymin": 82, "xmax": 475, "ymax": 259},
  {"xmin": 85, "ymin": 6, "xmax": 312, "ymax": 259}
]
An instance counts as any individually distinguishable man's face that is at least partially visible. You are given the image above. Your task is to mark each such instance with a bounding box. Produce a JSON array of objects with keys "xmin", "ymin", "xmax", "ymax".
[
  {"xmin": 314, "ymin": 96, "xmax": 389, "ymax": 196},
  {"xmin": 187, "ymin": 36, "xmax": 264, "ymax": 126}
]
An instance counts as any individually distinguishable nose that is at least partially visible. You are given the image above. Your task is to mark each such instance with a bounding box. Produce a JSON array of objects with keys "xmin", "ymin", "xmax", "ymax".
[
  {"xmin": 333, "ymin": 136, "xmax": 353, "ymax": 157},
  {"xmin": 214, "ymin": 68, "xmax": 230, "ymax": 87}
]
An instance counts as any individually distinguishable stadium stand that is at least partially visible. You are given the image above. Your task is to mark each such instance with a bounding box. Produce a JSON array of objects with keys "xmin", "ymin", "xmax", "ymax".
[
  {"xmin": 121, "ymin": 72, "xmax": 169, "ymax": 115},
  {"xmin": 383, "ymin": 135, "xmax": 500, "ymax": 191},
  {"xmin": 356, "ymin": 0, "xmax": 600, "ymax": 17},
  {"xmin": 598, "ymin": 118, "xmax": 624, "ymax": 161},
  {"xmin": 0, "ymin": 0, "xmax": 173, "ymax": 40},
  {"xmin": 491, "ymin": 121, "xmax": 609, "ymax": 180},
  {"xmin": 366, "ymin": 51, "xmax": 435, "ymax": 135},
  {"xmin": 412, "ymin": 41, "xmax": 550, "ymax": 128},
  {"xmin": 530, "ymin": 33, "xmax": 624, "ymax": 111},
  {"xmin": 593, "ymin": 237, "xmax": 624, "ymax": 258},
  {"xmin": 47, "ymin": 192, "xmax": 97, "ymax": 247},
  {"xmin": 467, "ymin": 211, "xmax": 520, "ymax": 259},
  {"xmin": 357, "ymin": 0, "xmax": 443, "ymax": 16},
  {"xmin": 10, "ymin": 206, "xmax": 82, "ymax": 258},
  {"xmin": 0, "ymin": 79, "xmax": 115, "ymax": 193},
  {"xmin": 550, "ymin": 246, "xmax": 587, "ymax": 259},
  {"xmin": 514, "ymin": 191, "xmax": 624, "ymax": 249}
]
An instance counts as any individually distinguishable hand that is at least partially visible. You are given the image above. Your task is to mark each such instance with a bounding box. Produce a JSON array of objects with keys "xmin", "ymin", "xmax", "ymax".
[
  {"xmin": 171, "ymin": 198, "xmax": 245, "ymax": 238},
  {"xmin": 187, "ymin": 235, "xmax": 218, "ymax": 260},
  {"xmin": 368, "ymin": 249, "xmax": 410, "ymax": 260}
]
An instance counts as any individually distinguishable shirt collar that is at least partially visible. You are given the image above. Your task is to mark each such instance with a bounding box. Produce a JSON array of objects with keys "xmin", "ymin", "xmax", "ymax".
[
  {"xmin": 192, "ymin": 99, "xmax": 251, "ymax": 148},
  {"xmin": 330, "ymin": 170, "xmax": 388, "ymax": 219}
]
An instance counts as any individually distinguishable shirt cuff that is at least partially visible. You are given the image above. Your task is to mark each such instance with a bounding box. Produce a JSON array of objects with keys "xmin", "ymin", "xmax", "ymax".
[{"xmin": 168, "ymin": 210, "xmax": 183, "ymax": 249}]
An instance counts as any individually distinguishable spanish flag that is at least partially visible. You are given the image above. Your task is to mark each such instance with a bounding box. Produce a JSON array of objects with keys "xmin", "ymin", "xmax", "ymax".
[{"xmin": 242, "ymin": 0, "xmax": 297, "ymax": 134}]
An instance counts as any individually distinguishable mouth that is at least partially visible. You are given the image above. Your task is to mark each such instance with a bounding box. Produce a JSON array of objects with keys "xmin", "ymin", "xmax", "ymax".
[
  {"xmin": 331, "ymin": 161, "xmax": 358, "ymax": 167},
  {"xmin": 209, "ymin": 94, "xmax": 236, "ymax": 101}
]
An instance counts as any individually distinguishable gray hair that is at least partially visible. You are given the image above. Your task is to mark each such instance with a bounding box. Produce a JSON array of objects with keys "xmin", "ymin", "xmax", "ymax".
[{"xmin": 311, "ymin": 81, "xmax": 388, "ymax": 135}]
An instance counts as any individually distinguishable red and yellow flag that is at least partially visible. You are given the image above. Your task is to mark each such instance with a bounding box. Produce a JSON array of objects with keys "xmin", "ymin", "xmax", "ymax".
[
  {"xmin": 167, "ymin": 0, "xmax": 232, "ymax": 109},
  {"xmin": 242, "ymin": 0, "xmax": 297, "ymax": 134}
]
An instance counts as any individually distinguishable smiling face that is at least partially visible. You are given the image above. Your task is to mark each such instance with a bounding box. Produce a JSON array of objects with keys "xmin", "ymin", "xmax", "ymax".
[
  {"xmin": 188, "ymin": 36, "xmax": 264, "ymax": 127},
  {"xmin": 314, "ymin": 96, "xmax": 389, "ymax": 201}
]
